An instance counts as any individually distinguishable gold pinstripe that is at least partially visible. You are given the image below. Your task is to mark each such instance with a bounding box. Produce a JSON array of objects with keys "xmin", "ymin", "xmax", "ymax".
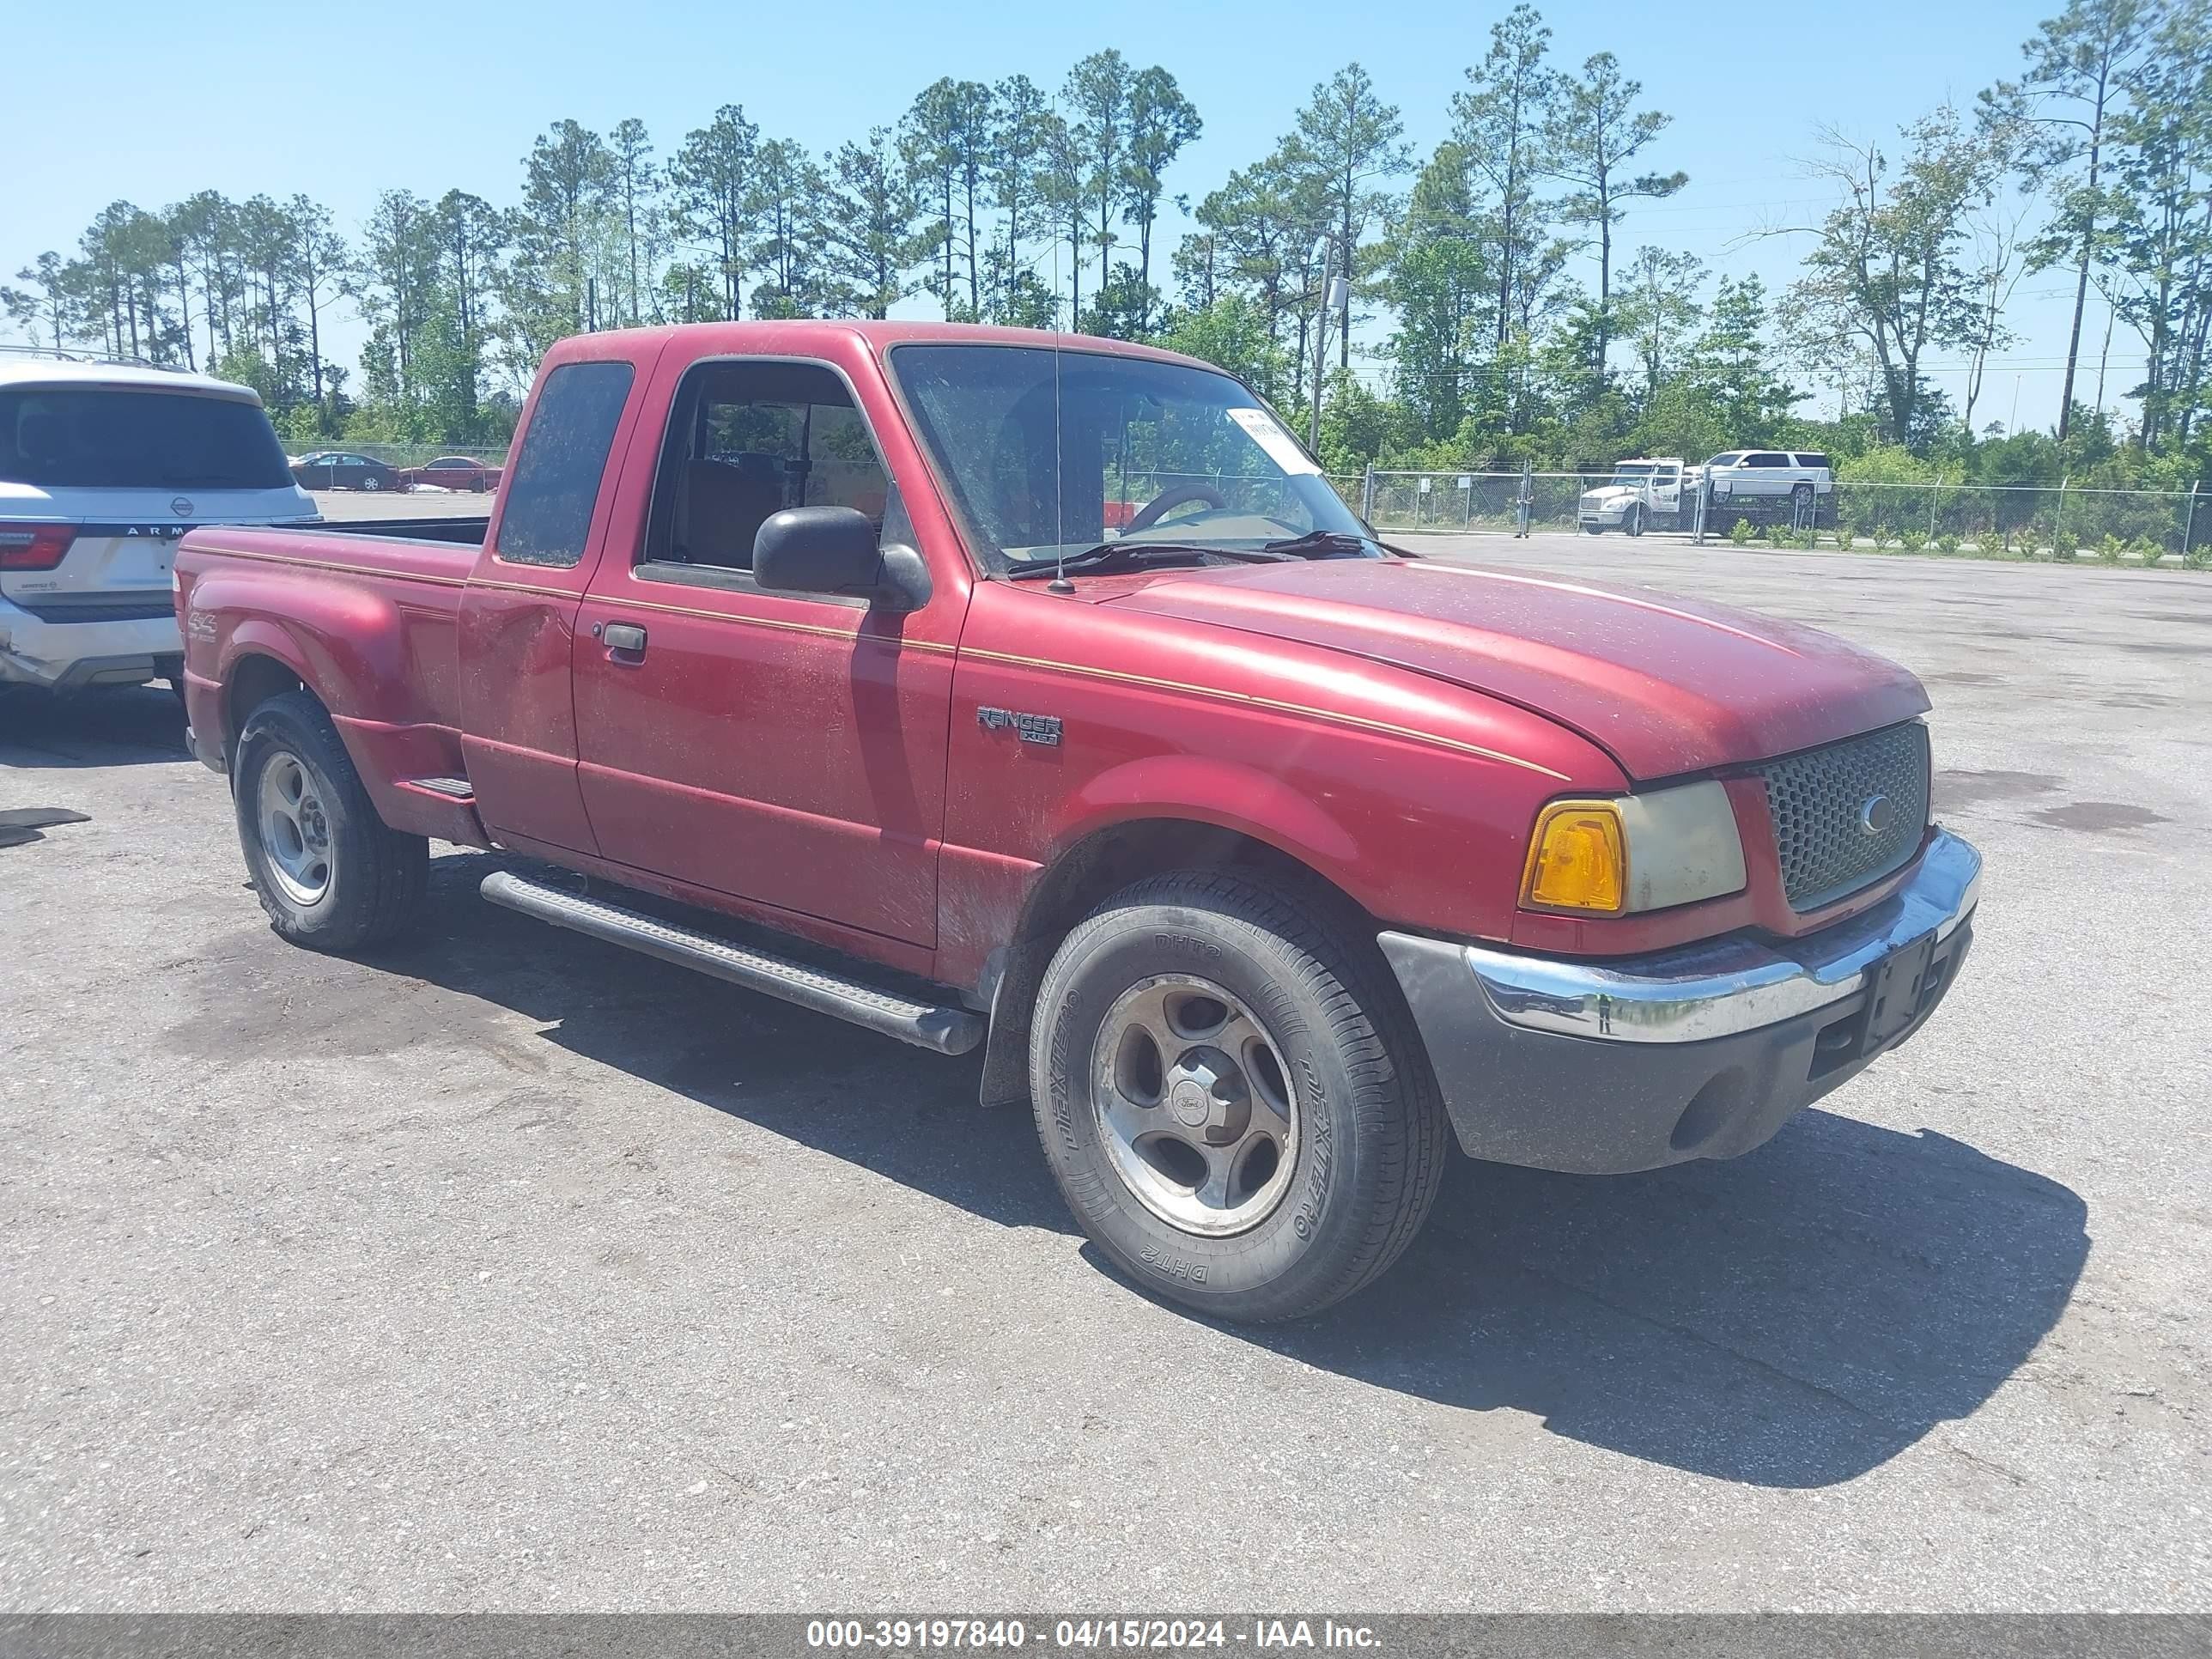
[
  {"xmin": 198, "ymin": 549, "xmax": 1566, "ymax": 777},
  {"xmin": 191, "ymin": 545, "xmax": 471, "ymax": 588},
  {"xmin": 957, "ymin": 646, "xmax": 1571, "ymax": 779}
]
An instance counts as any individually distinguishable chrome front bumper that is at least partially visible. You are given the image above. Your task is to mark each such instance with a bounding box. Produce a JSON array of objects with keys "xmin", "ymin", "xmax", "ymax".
[
  {"xmin": 1461, "ymin": 830, "xmax": 1980, "ymax": 1044},
  {"xmin": 1377, "ymin": 831, "xmax": 1982, "ymax": 1173}
]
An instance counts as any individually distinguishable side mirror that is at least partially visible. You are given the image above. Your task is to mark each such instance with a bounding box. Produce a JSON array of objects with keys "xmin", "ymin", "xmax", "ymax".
[{"xmin": 751, "ymin": 507, "xmax": 931, "ymax": 611}]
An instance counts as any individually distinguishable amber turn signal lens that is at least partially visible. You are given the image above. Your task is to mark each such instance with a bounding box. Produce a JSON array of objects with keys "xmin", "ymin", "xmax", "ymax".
[{"xmin": 1522, "ymin": 801, "xmax": 1628, "ymax": 915}]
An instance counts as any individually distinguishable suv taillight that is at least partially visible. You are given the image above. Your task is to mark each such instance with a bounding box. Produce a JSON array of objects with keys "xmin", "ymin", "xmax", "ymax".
[{"xmin": 0, "ymin": 525, "xmax": 75, "ymax": 571}]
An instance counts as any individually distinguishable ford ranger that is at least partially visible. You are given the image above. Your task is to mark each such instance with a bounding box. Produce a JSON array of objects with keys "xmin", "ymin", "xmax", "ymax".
[{"xmin": 173, "ymin": 322, "xmax": 1980, "ymax": 1322}]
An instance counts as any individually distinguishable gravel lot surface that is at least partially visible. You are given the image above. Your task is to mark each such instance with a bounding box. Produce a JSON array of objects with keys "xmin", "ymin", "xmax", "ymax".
[{"xmin": 1, "ymin": 532, "xmax": 2205, "ymax": 1610}]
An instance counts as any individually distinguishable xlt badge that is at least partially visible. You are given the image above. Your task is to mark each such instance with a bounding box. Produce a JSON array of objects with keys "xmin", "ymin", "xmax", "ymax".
[{"xmin": 977, "ymin": 707, "xmax": 1062, "ymax": 746}]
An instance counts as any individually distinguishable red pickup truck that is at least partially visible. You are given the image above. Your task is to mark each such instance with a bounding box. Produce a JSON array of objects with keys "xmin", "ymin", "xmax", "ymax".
[{"xmin": 174, "ymin": 321, "xmax": 1980, "ymax": 1322}]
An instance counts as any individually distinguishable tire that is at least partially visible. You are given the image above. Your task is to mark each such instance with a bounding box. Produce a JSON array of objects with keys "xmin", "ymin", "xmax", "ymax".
[
  {"xmin": 232, "ymin": 689, "xmax": 427, "ymax": 952},
  {"xmin": 1581, "ymin": 523, "xmax": 1603, "ymax": 536},
  {"xmin": 1625, "ymin": 505, "xmax": 1646, "ymax": 538},
  {"xmin": 1030, "ymin": 870, "xmax": 1449, "ymax": 1322},
  {"xmin": 362, "ymin": 475, "xmax": 384, "ymax": 493}
]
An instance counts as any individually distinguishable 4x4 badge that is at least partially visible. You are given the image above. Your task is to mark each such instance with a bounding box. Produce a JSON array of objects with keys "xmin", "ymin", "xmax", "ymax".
[{"xmin": 977, "ymin": 707, "xmax": 1062, "ymax": 746}]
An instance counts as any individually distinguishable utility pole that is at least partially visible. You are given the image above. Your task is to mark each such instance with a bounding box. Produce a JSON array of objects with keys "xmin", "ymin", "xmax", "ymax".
[{"xmin": 1307, "ymin": 237, "xmax": 1348, "ymax": 453}]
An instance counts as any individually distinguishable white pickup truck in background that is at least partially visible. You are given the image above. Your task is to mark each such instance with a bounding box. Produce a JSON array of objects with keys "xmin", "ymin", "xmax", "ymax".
[{"xmin": 1577, "ymin": 458, "xmax": 1687, "ymax": 535}]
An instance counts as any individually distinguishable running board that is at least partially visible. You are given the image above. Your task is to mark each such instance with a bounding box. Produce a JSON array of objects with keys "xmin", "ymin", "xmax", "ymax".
[
  {"xmin": 403, "ymin": 775, "xmax": 475, "ymax": 800},
  {"xmin": 478, "ymin": 871, "xmax": 984, "ymax": 1056}
]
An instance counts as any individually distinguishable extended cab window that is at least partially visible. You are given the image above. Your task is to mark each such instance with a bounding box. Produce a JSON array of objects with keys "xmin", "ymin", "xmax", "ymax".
[
  {"xmin": 495, "ymin": 360, "xmax": 635, "ymax": 568},
  {"xmin": 646, "ymin": 361, "xmax": 892, "ymax": 575}
]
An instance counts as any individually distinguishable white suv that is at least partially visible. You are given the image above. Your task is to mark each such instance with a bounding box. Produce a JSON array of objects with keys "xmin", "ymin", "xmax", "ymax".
[
  {"xmin": 1698, "ymin": 449, "xmax": 1834, "ymax": 530},
  {"xmin": 0, "ymin": 356, "xmax": 315, "ymax": 694}
]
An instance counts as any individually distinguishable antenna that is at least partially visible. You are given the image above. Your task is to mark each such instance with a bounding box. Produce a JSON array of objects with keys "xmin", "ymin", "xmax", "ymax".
[{"xmin": 1048, "ymin": 333, "xmax": 1073, "ymax": 592}]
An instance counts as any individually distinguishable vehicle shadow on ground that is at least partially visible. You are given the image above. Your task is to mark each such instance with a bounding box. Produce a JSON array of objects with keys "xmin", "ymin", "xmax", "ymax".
[
  {"xmin": 383, "ymin": 850, "xmax": 2088, "ymax": 1493},
  {"xmin": 0, "ymin": 684, "xmax": 191, "ymax": 771}
]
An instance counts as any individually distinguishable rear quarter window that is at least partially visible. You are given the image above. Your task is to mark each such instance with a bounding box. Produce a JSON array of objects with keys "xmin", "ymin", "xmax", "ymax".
[
  {"xmin": 1794, "ymin": 453, "xmax": 1832, "ymax": 471},
  {"xmin": 494, "ymin": 361, "xmax": 636, "ymax": 568},
  {"xmin": 0, "ymin": 387, "xmax": 291, "ymax": 490}
]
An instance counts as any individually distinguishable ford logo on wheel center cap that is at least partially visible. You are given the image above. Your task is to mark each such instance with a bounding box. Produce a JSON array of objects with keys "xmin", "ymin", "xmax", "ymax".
[
  {"xmin": 1858, "ymin": 794, "xmax": 1897, "ymax": 836},
  {"xmin": 171, "ymin": 496, "xmax": 194, "ymax": 518}
]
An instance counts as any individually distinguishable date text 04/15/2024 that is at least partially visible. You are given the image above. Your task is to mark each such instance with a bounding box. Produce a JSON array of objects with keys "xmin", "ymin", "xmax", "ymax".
[{"xmin": 804, "ymin": 1620, "xmax": 1382, "ymax": 1650}]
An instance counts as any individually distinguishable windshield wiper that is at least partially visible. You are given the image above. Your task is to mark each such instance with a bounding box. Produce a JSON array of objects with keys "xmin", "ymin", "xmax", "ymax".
[
  {"xmin": 1007, "ymin": 541, "xmax": 1292, "ymax": 580},
  {"xmin": 1256, "ymin": 529, "xmax": 1379, "ymax": 558}
]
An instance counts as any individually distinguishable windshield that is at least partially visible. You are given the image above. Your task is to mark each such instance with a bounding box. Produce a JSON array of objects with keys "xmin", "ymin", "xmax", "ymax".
[
  {"xmin": 889, "ymin": 343, "xmax": 1374, "ymax": 574},
  {"xmin": 0, "ymin": 387, "xmax": 293, "ymax": 490},
  {"xmin": 1611, "ymin": 465, "xmax": 1656, "ymax": 482}
]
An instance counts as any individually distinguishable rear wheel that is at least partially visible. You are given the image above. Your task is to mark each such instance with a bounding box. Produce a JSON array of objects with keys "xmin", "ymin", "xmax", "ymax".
[
  {"xmin": 1030, "ymin": 870, "xmax": 1448, "ymax": 1322},
  {"xmin": 1791, "ymin": 483, "xmax": 1814, "ymax": 524},
  {"xmin": 233, "ymin": 690, "xmax": 427, "ymax": 951}
]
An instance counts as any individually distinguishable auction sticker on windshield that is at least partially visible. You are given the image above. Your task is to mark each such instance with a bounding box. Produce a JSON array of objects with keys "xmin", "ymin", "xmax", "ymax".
[{"xmin": 1225, "ymin": 407, "xmax": 1320, "ymax": 475}]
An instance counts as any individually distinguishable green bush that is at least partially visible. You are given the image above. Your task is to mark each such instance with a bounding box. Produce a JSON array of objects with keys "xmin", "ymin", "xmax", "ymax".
[
  {"xmin": 1897, "ymin": 525, "xmax": 1928, "ymax": 553},
  {"xmin": 2184, "ymin": 544, "xmax": 2210, "ymax": 571},
  {"xmin": 1870, "ymin": 523, "xmax": 1896, "ymax": 550},
  {"xmin": 1832, "ymin": 526, "xmax": 1856, "ymax": 551},
  {"xmin": 1729, "ymin": 518, "xmax": 1753, "ymax": 547},
  {"xmin": 1793, "ymin": 524, "xmax": 1820, "ymax": 550},
  {"xmin": 2051, "ymin": 531, "xmax": 2079, "ymax": 562},
  {"xmin": 2097, "ymin": 534, "xmax": 2127, "ymax": 566},
  {"xmin": 2130, "ymin": 536, "xmax": 2166, "ymax": 568}
]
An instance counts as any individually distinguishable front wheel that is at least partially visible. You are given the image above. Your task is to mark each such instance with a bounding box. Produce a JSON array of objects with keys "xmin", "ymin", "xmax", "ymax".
[
  {"xmin": 1625, "ymin": 505, "xmax": 1646, "ymax": 538},
  {"xmin": 362, "ymin": 475, "xmax": 384, "ymax": 493},
  {"xmin": 1581, "ymin": 523, "xmax": 1603, "ymax": 536},
  {"xmin": 1030, "ymin": 871, "xmax": 1449, "ymax": 1322},
  {"xmin": 233, "ymin": 690, "xmax": 428, "ymax": 951}
]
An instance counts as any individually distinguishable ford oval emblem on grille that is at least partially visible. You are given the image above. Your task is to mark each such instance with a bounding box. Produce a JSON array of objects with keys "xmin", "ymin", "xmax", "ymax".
[
  {"xmin": 1858, "ymin": 794, "xmax": 1897, "ymax": 836},
  {"xmin": 171, "ymin": 495, "xmax": 194, "ymax": 518}
]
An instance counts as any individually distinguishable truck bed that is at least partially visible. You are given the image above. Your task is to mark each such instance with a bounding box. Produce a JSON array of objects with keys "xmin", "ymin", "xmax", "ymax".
[
  {"xmin": 175, "ymin": 521, "xmax": 483, "ymax": 842},
  {"xmin": 302, "ymin": 516, "xmax": 490, "ymax": 546}
]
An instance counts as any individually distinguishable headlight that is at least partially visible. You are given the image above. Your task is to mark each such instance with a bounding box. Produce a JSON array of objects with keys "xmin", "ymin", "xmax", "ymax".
[{"xmin": 1521, "ymin": 781, "xmax": 1747, "ymax": 916}]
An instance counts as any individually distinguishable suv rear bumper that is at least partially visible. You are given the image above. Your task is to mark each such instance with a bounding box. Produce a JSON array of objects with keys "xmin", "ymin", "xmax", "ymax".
[
  {"xmin": 1379, "ymin": 830, "xmax": 1980, "ymax": 1174},
  {"xmin": 0, "ymin": 593, "xmax": 181, "ymax": 689}
]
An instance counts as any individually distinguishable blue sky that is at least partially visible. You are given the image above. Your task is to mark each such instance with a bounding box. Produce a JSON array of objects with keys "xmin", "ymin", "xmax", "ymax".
[{"xmin": 3, "ymin": 0, "xmax": 2109, "ymax": 432}]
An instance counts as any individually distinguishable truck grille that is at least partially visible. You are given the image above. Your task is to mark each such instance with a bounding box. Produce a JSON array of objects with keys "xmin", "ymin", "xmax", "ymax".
[{"xmin": 1756, "ymin": 722, "xmax": 1929, "ymax": 911}]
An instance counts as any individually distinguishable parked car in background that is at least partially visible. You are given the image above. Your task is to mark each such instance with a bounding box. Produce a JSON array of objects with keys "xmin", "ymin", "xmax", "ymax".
[
  {"xmin": 176, "ymin": 319, "xmax": 1980, "ymax": 1324},
  {"xmin": 1696, "ymin": 449, "xmax": 1835, "ymax": 531},
  {"xmin": 1577, "ymin": 458, "xmax": 1686, "ymax": 536},
  {"xmin": 289, "ymin": 451, "xmax": 404, "ymax": 493},
  {"xmin": 399, "ymin": 454, "xmax": 503, "ymax": 493},
  {"xmin": 0, "ymin": 356, "xmax": 314, "ymax": 695}
]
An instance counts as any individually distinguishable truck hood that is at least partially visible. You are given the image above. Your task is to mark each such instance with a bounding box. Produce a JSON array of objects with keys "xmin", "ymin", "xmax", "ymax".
[
  {"xmin": 1102, "ymin": 557, "xmax": 1929, "ymax": 780},
  {"xmin": 1580, "ymin": 483, "xmax": 1644, "ymax": 502}
]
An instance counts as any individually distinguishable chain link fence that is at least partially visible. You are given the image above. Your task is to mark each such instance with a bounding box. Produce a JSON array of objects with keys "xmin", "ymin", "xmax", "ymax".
[{"xmin": 1345, "ymin": 470, "xmax": 2211, "ymax": 562}]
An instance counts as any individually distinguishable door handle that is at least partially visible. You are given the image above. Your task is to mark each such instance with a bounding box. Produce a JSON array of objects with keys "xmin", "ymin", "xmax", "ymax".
[{"xmin": 599, "ymin": 622, "xmax": 647, "ymax": 655}]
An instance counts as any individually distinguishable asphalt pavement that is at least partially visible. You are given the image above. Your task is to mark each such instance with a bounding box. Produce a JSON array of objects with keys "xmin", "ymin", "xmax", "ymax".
[{"xmin": 1, "ymin": 532, "xmax": 2205, "ymax": 1610}]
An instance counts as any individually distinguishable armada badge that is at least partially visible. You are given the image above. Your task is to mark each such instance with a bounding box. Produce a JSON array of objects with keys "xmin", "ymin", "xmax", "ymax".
[{"xmin": 977, "ymin": 706, "xmax": 1062, "ymax": 746}]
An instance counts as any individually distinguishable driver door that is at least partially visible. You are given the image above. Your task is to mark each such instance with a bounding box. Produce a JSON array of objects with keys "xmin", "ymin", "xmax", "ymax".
[{"xmin": 568, "ymin": 355, "xmax": 956, "ymax": 949}]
